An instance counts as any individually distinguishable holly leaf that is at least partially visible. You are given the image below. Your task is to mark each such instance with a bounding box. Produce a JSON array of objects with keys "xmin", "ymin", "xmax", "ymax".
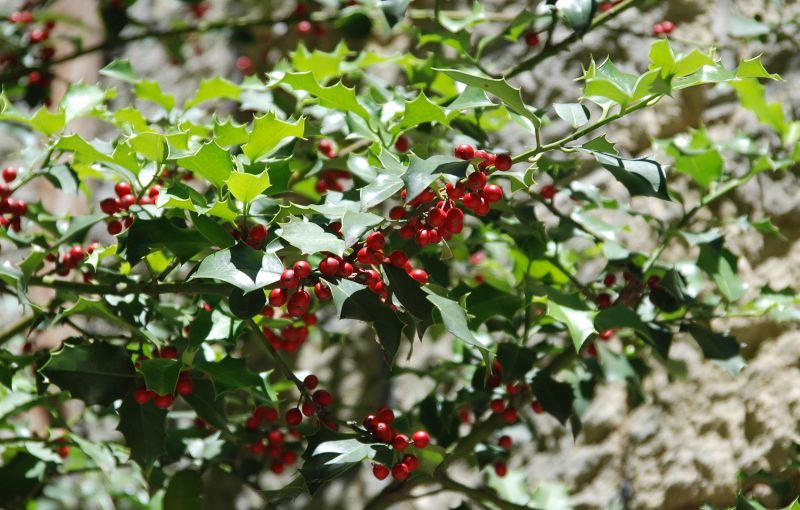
[
  {"xmin": 181, "ymin": 378, "xmax": 230, "ymax": 433},
  {"xmin": 280, "ymin": 72, "xmax": 371, "ymax": 121},
  {"xmin": 279, "ymin": 218, "xmax": 345, "ymax": 256},
  {"xmin": 382, "ymin": 263, "xmax": 434, "ymax": 338},
  {"xmin": 465, "ymin": 283, "xmax": 524, "ymax": 327},
  {"xmin": 185, "ymin": 76, "xmax": 243, "ymax": 109},
  {"xmin": 175, "ymin": 142, "xmax": 233, "ymax": 190},
  {"xmin": 555, "ymin": 0, "xmax": 595, "ymax": 36},
  {"xmin": 300, "ymin": 428, "xmax": 378, "ymax": 495},
  {"xmin": 496, "ymin": 343, "xmax": 537, "ymax": 381},
  {"xmin": 138, "ymin": 358, "xmax": 181, "ymax": 396},
  {"xmin": 688, "ymin": 324, "xmax": 745, "ymax": 377},
  {"xmin": 40, "ymin": 341, "xmax": 135, "ymax": 406},
  {"xmin": 554, "ymin": 102, "xmax": 590, "ymax": 128},
  {"xmin": 329, "ymin": 278, "xmax": 405, "ymax": 364},
  {"xmin": 341, "ymin": 211, "xmax": 384, "ymax": 248},
  {"xmin": 116, "ymin": 393, "xmax": 167, "ymax": 471},
  {"xmin": 696, "ymin": 237, "xmax": 747, "ymax": 301},
  {"xmin": 402, "ymin": 155, "xmax": 470, "ymax": 201},
  {"xmin": 191, "ymin": 243, "xmax": 282, "ymax": 293},
  {"xmin": 531, "ymin": 371, "xmax": 575, "ymax": 425},
  {"xmin": 360, "ymin": 173, "xmax": 404, "ymax": 211},
  {"xmin": 581, "ymin": 149, "xmax": 670, "ymax": 200},
  {"xmin": 546, "ymin": 292, "xmax": 597, "ymax": 351},
  {"xmin": 226, "ymin": 169, "xmax": 271, "ymax": 204},
  {"xmin": 118, "ymin": 216, "xmax": 211, "ymax": 264},
  {"xmin": 194, "ymin": 357, "xmax": 262, "ymax": 396},
  {"xmin": 164, "ymin": 470, "xmax": 204, "ymax": 510},
  {"xmin": 427, "ymin": 293, "xmax": 490, "ymax": 361},
  {"xmin": 390, "ymin": 92, "xmax": 448, "ymax": 135},
  {"xmin": 242, "ymin": 112, "xmax": 305, "ymax": 161},
  {"xmin": 261, "ymin": 477, "xmax": 308, "ymax": 503}
]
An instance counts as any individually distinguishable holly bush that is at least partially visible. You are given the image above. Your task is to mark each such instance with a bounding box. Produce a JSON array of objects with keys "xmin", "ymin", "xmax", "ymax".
[{"xmin": 1, "ymin": 0, "xmax": 798, "ymax": 509}]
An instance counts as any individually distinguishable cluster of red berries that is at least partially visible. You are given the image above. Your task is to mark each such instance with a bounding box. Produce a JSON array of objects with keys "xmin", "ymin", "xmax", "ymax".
[
  {"xmin": 599, "ymin": 0, "xmax": 623, "ymax": 12},
  {"xmin": 132, "ymin": 346, "xmax": 194, "ymax": 409},
  {"xmin": 99, "ymin": 182, "xmax": 153, "ymax": 235},
  {"xmin": 284, "ymin": 374, "xmax": 335, "ymax": 428},
  {"xmin": 48, "ymin": 242, "xmax": 100, "ymax": 280},
  {"xmin": 362, "ymin": 407, "xmax": 431, "ymax": 481},
  {"xmin": 261, "ymin": 306, "xmax": 317, "ymax": 353},
  {"xmin": 652, "ymin": 21, "xmax": 675, "ymax": 36},
  {"xmin": 242, "ymin": 405, "xmax": 301, "ymax": 474},
  {"xmin": 0, "ymin": 167, "xmax": 27, "ymax": 234},
  {"xmin": 231, "ymin": 222, "xmax": 268, "ymax": 250},
  {"xmin": 317, "ymin": 138, "xmax": 338, "ymax": 159},
  {"xmin": 315, "ymin": 169, "xmax": 352, "ymax": 194},
  {"xmin": 7, "ymin": 11, "xmax": 57, "ymax": 89}
]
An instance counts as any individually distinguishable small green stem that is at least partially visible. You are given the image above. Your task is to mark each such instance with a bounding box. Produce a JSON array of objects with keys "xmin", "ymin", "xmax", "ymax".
[
  {"xmin": 0, "ymin": 315, "xmax": 36, "ymax": 347},
  {"xmin": 26, "ymin": 276, "xmax": 230, "ymax": 296}
]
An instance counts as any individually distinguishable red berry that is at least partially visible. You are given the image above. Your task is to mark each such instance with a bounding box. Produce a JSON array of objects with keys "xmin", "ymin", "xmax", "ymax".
[
  {"xmin": 502, "ymin": 406, "xmax": 518, "ymax": 423},
  {"xmin": 398, "ymin": 224, "xmax": 415, "ymax": 239},
  {"xmin": 541, "ymin": 185, "xmax": 556, "ymax": 199},
  {"xmin": 160, "ymin": 346, "xmax": 179, "ymax": 359},
  {"xmin": 402, "ymin": 454, "xmax": 419, "ymax": 472},
  {"xmin": 366, "ymin": 231, "xmax": 385, "ymax": 250},
  {"xmin": 293, "ymin": 260, "xmax": 311, "ymax": 278},
  {"xmin": 373, "ymin": 464, "xmax": 390, "ymax": 480},
  {"xmin": 2, "ymin": 167, "xmax": 17, "ymax": 182},
  {"xmin": 377, "ymin": 407, "xmax": 395, "ymax": 424},
  {"xmin": 318, "ymin": 256, "xmax": 340, "ymax": 276},
  {"xmin": 236, "ymin": 56, "xmax": 252, "ymax": 73},
  {"xmin": 297, "ymin": 20, "xmax": 313, "ymax": 34},
  {"xmin": 313, "ymin": 389, "xmax": 333, "ymax": 407},
  {"xmin": 483, "ymin": 184, "xmax": 503, "ymax": 203},
  {"xmin": 154, "ymin": 394, "xmax": 174, "ymax": 409},
  {"xmin": 604, "ymin": 274, "xmax": 616, "ymax": 287},
  {"xmin": 409, "ymin": 269, "xmax": 428, "ymax": 285},
  {"xmin": 494, "ymin": 154, "xmax": 512, "ymax": 171},
  {"xmin": 285, "ymin": 408, "xmax": 303, "ymax": 425},
  {"xmin": 107, "ymin": 220, "xmax": 123, "ymax": 235},
  {"xmin": 114, "ymin": 182, "xmax": 132, "ymax": 198},
  {"xmin": 301, "ymin": 401, "xmax": 316, "ymax": 416},
  {"xmin": 134, "ymin": 387, "xmax": 151, "ymax": 404},
  {"xmin": 269, "ymin": 287, "xmax": 288, "ymax": 307},
  {"xmin": 287, "ymin": 290, "xmax": 311, "ymax": 317},
  {"xmin": 532, "ymin": 400, "xmax": 543, "ymax": 414},
  {"xmin": 524, "ymin": 32, "xmax": 540, "ymax": 46},
  {"xmin": 389, "ymin": 250, "xmax": 408, "ymax": 267},
  {"xmin": 374, "ymin": 422, "xmax": 393, "ymax": 442},
  {"xmin": 389, "ymin": 206, "xmax": 406, "ymax": 220},
  {"xmin": 282, "ymin": 450, "xmax": 298, "ymax": 464},
  {"xmin": 411, "ymin": 430, "xmax": 430, "ymax": 448},
  {"xmin": 495, "ymin": 462, "xmax": 508, "ymax": 477},
  {"xmin": 69, "ymin": 245, "xmax": 86, "ymax": 260},
  {"xmin": 414, "ymin": 229, "xmax": 430, "ymax": 248},
  {"xmin": 245, "ymin": 416, "xmax": 261, "ymax": 430},
  {"xmin": 119, "ymin": 194, "xmax": 136, "ymax": 210},
  {"xmin": 100, "ymin": 198, "xmax": 120, "ymax": 215},
  {"xmin": 490, "ymin": 399, "xmax": 505, "ymax": 413},
  {"xmin": 250, "ymin": 224, "xmax": 268, "ymax": 243},
  {"xmin": 314, "ymin": 282, "xmax": 332, "ymax": 301},
  {"xmin": 600, "ymin": 1, "xmax": 612, "ymax": 12},
  {"xmin": 392, "ymin": 434, "xmax": 410, "ymax": 451},
  {"xmin": 463, "ymin": 192, "xmax": 481, "ymax": 210},
  {"xmin": 661, "ymin": 21, "xmax": 675, "ymax": 34},
  {"xmin": 652, "ymin": 23, "xmax": 664, "ymax": 36},
  {"xmin": 647, "ymin": 275, "xmax": 661, "ymax": 290},
  {"xmin": 599, "ymin": 329, "xmax": 614, "ymax": 341},
  {"xmin": 498, "ymin": 435, "xmax": 512, "ymax": 449},
  {"xmin": 467, "ymin": 171, "xmax": 487, "ymax": 191},
  {"xmin": 29, "ymin": 29, "xmax": 48, "ymax": 43},
  {"xmin": 363, "ymin": 415, "xmax": 378, "ymax": 431},
  {"xmin": 280, "ymin": 269, "xmax": 299, "ymax": 289},
  {"xmin": 176, "ymin": 378, "xmax": 194, "ymax": 395},
  {"xmin": 395, "ymin": 136, "xmax": 409, "ymax": 153},
  {"xmin": 597, "ymin": 293, "xmax": 612, "ymax": 309},
  {"xmin": 391, "ymin": 462, "xmax": 409, "ymax": 481},
  {"xmin": 318, "ymin": 139, "xmax": 333, "ymax": 154},
  {"xmin": 454, "ymin": 144, "xmax": 474, "ymax": 160}
]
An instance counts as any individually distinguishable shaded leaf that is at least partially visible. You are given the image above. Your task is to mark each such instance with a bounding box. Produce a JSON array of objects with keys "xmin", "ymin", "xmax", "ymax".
[
  {"xmin": 194, "ymin": 357, "xmax": 262, "ymax": 396},
  {"xmin": 138, "ymin": 358, "xmax": 181, "ymax": 397},
  {"xmin": 583, "ymin": 150, "xmax": 670, "ymax": 200},
  {"xmin": 402, "ymin": 155, "xmax": 470, "ymax": 201},
  {"xmin": 119, "ymin": 216, "xmax": 211, "ymax": 264},
  {"xmin": 531, "ymin": 371, "xmax": 574, "ymax": 425},
  {"xmin": 688, "ymin": 324, "xmax": 745, "ymax": 377},
  {"xmin": 382, "ymin": 263, "xmax": 434, "ymax": 337},
  {"xmin": 546, "ymin": 292, "xmax": 597, "ymax": 351},
  {"xmin": 117, "ymin": 393, "xmax": 167, "ymax": 471},
  {"xmin": 164, "ymin": 470, "xmax": 204, "ymax": 510}
]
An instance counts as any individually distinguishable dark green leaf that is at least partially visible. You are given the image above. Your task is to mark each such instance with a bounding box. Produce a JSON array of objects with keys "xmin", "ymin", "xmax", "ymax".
[
  {"xmin": 403, "ymin": 155, "xmax": 470, "ymax": 201},
  {"xmin": 40, "ymin": 341, "xmax": 135, "ymax": 406},
  {"xmin": 427, "ymin": 293, "xmax": 490, "ymax": 359},
  {"xmin": 300, "ymin": 428, "xmax": 378, "ymax": 495},
  {"xmin": 191, "ymin": 243, "xmax": 282, "ymax": 293},
  {"xmin": 164, "ymin": 470, "xmax": 204, "ymax": 510},
  {"xmin": 119, "ymin": 216, "xmax": 211, "ymax": 264},
  {"xmin": 228, "ymin": 287, "xmax": 267, "ymax": 319},
  {"xmin": 194, "ymin": 357, "xmax": 262, "ymax": 396},
  {"xmin": 190, "ymin": 212, "xmax": 236, "ymax": 249},
  {"xmin": 465, "ymin": 284, "xmax": 524, "ymax": 327},
  {"xmin": 382, "ymin": 263, "xmax": 434, "ymax": 337},
  {"xmin": 496, "ymin": 343, "xmax": 537, "ymax": 381},
  {"xmin": 117, "ymin": 392, "xmax": 167, "ymax": 471},
  {"xmin": 688, "ymin": 324, "xmax": 745, "ymax": 377},
  {"xmin": 696, "ymin": 237, "xmax": 747, "ymax": 301},
  {"xmin": 261, "ymin": 477, "xmax": 308, "ymax": 503},
  {"xmin": 531, "ymin": 371, "xmax": 574, "ymax": 425},
  {"xmin": 138, "ymin": 358, "xmax": 181, "ymax": 397},
  {"xmin": 0, "ymin": 452, "xmax": 44, "ymax": 508},
  {"xmin": 181, "ymin": 378, "xmax": 230, "ymax": 433},
  {"xmin": 583, "ymin": 150, "xmax": 670, "ymax": 200}
]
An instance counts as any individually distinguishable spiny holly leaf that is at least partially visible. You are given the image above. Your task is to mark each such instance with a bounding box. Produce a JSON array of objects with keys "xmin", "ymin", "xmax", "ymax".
[
  {"xmin": 190, "ymin": 212, "xmax": 236, "ymax": 249},
  {"xmin": 279, "ymin": 218, "xmax": 346, "ymax": 256},
  {"xmin": 687, "ymin": 324, "xmax": 745, "ymax": 377},
  {"xmin": 0, "ymin": 452, "xmax": 44, "ymax": 508},
  {"xmin": 138, "ymin": 358, "xmax": 181, "ymax": 397},
  {"xmin": 181, "ymin": 378, "xmax": 230, "ymax": 433},
  {"xmin": 118, "ymin": 216, "xmax": 211, "ymax": 264},
  {"xmin": 595, "ymin": 306, "xmax": 652, "ymax": 342},
  {"xmin": 261, "ymin": 477, "xmax": 308, "ymax": 503},
  {"xmin": 465, "ymin": 283, "xmax": 524, "ymax": 327},
  {"xmin": 39, "ymin": 341, "xmax": 135, "ymax": 406},
  {"xmin": 135, "ymin": 80, "xmax": 176, "ymax": 111},
  {"xmin": 382, "ymin": 263, "xmax": 434, "ymax": 338},
  {"xmin": 496, "ymin": 343, "xmax": 537, "ymax": 381},
  {"xmin": 545, "ymin": 292, "xmax": 597, "ymax": 351},
  {"xmin": 0, "ymin": 103, "xmax": 65, "ymax": 136},
  {"xmin": 731, "ymin": 79, "xmax": 789, "ymax": 139},
  {"xmin": 100, "ymin": 59, "xmax": 137, "ymax": 83},
  {"xmin": 531, "ymin": 371, "xmax": 574, "ymax": 425},
  {"xmin": 390, "ymin": 92, "xmax": 448, "ymax": 135},
  {"xmin": 117, "ymin": 393, "xmax": 167, "ymax": 471},
  {"xmin": 129, "ymin": 132, "xmax": 168, "ymax": 163},
  {"xmin": 341, "ymin": 210, "xmax": 384, "ymax": 248},
  {"xmin": 53, "ymin": 134, "xmax": 115, "ymax": 165},
  {"xmin": 427, "ymin": 293, "xmax": 490, "ymax": 362},
  {"xmin": 402, "ymin": 155, "xmax": 470, "ymax": 201},
  {"xmin": 191, "ymin": 243, "xmax": 282, "ymax": 293},
  {"xmin": 291, "ymin": 42, "xmax": 352, "ymax": 82},
  {"xmin": 669, "ymin": 147, "xmax": 723, "ymax": 188},
  {"xmin": 61, "ymin": 83, "xmax": 112, "ymax": 123},
  {"xmin": 175, "ymin": 141, "xmax": 232, "ymax": 190},
  {"xmin": 300, "ymin": 428, "xmax": 378, "ymax": 495},
  {"xmin": 194, "ymin": 357, "xmax": 262, "ymax": 396},
  {"xmin": 226, "ymin": 169, "xmax": 271, "ymax": 204},
  {"xmin": 437, "ymin": 69, "xmax": 541, "ymax": 127},
  {"xmin": 280, "ymin": 72, "xmax": 371, "ymax": 121},
  {"xmin": 184, "ymin": 76, "xmax": 243, "ymax": 109},
  {"xmin": 696, "ymin": 237, "xmax": 747, "ymax": 302},
  {"xmin": 214, "ymin": 117, "xmax": 248, "ymax": 147},
  {"xmin": 555, "ymin": 0, "xmax": 595, "ymax": 36},
  {"xmin": 582, "ymin": 150, "xmax": 670, "ymax": 200},
  {"xmin": 163, "ymin": 470, "xmax": 204, "ymax": 510},
  {"xmin": 242, "ymin": 112, "xmax": 305, "ymax": 161},
  {"xmin": 329, "ymin": 278, "xmax": 404, "ymax": 364}
]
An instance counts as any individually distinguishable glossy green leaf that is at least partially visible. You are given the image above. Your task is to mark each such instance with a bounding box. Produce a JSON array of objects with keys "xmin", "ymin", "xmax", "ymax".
[
  {"xmin": 402, "ymin": 155, "xmax": 470, "ymax": 201},
  {"xmin": 99, "ymin": 59, "xmax": 138, "ymax": 83},
  {"xmin": 291, "ymin": 42, "xmax": 351, "ymax": 82},
  {"xmin": 329, "ymin": 278, "xmax": 404, "ymax": 364},
  {"xmin": 427, "ymin": 293, "xmax": 489, "ymax": 357},
  {"xmin": 261, "ymin": 478, "xmax": 308, "ymax": 503},
  {"xmin": 300, "ymin": 428, "xmax": 377, "ymax": 495},
  {"xmin": 185, "ymin": 76, "xmax": 243, "ymax": 109},
  {"xmin": 688, "ymin": 324, "xmax": 745, "ymax": 377},
  {"xmin": 546, "ymin": 293, "xmax": 597, "ymax": 351},
  {"xmin": 242, "ymin": 112, "xmax": 305, "ymax": 161},
  {"xmin": 279, "ymin": 218, "xmax": 345, "ymax": 256},
  {"xmin": 226, "ymin": 169, "xmax": 271, "ymax": 203},
  {"xmin": 438, "ymin": 69, "xmax": 541, "ymax": 127},
  {"xmin": 191, "ymin": 243, "xmax": 282, "ymax": 293},
  {"xmin": 595, "ymin": 306, "xmax": 652, "ymax": 341},
  {"xmin": 164, "ymin": 470, "xmax": 204, "ymax": 510},
  {"xmin": 40, "ymin": 341, "xmax": 135, "ymax": 406},
  {"xmin": 116, "ymin": 393, "xmax": 167, "ymax": 471},
  {"xmin": 190, "ymin": 212, "xmax": 236, "ymax": 249},
  {"xmin": 360, "ymin": 173, "xmax": 404, "ymax": 211},
  {"xmin": 583, "ymin": 150, "xmax": 670, "ymax": 200},
  {"xmin": 119, "ymin": 216, "xmax": 211, "ymax": 264},
  {"xmin": 731, "ymin": 79, "xmax": 788, "ymax": 137},
  {"xmin": 181, "ymin": 378, "xmax": 230, "ymax": 433},
  {"xmin": 280, "ymin": 72, "xmax": 371, "ymax": 121},
  {"xmin": 390, "ymin": 92, "xmax": 448, "ymax": 135},
  {"xmin": 341, "ymin": 210, "xmax": 384, "ymax": 248},
  {"xmin": 62, "ymin": 83, "xmax": 111, "ymax": 123},
  {"xmin": 531, "ymin": 371, "xmax": 574, "ymax": 425},
  {"xmin": 129, "ymin": 132, "xmax": 167, "ymax": 163},
  {"xmin": 382, "ymin": 263, "xmax": 434, "ymax": 337},
  {"xmin": 671, "ymin": 148, "xmax": 723, "ymax": 187},
  {"xmin": 175, "ymin": 142, "xmax": 232, "ymax": 190},
  {"xmin": 213, "ymin": 117, "xmax": 249, "ymax": 147},
  {"xmin": 554, "ymin": 103, "xmax": 590, "ymax": 128},
  {"xmin": 555, "ymin": 0, "xmax": 594, "ymax": 35},
  {"xmin": 696, "ymin": 237, "xmax": 747, "ymax": 301},
  {"xmin": 194, "ymin": 357, "xmax": 262, "ymax": 396},
  {"xmin": 135, "ymin": 80, "xmax": 175, "ymax": 111},
  {"xmin": 464, "ymin": 283, "xmax": 524, "ymax": 327},
  {"xmin": 138, "ymin": 358, "xmax": 181, "ymax": 397},
  {"xmin": 496, "ymin": 343, "xmax": 537, "ymax": 381}
]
